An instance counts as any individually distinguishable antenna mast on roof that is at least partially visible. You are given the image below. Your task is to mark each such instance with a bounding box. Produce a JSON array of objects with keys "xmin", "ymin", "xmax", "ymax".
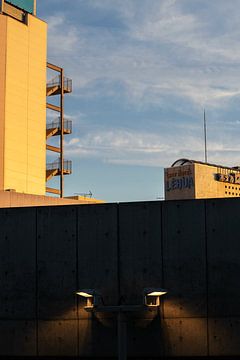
[{"xmin": 204, "ymin": 109, "xmax": 208, "ymax": 163}]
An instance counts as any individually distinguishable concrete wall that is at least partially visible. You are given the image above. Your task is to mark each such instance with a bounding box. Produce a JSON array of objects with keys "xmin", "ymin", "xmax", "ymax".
[
  {"xmin": 0, "ymin": 199, "xmax": 239, "ymax": 357},
  {"xmin": 0, "ymin": 190, "xmax": 104, "ymax": 208}
]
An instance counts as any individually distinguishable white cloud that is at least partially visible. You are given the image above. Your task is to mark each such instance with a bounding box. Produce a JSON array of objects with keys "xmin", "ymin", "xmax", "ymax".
[
  {"xmin": 63, "ymin": 121, "xmax": 240, "ymax": 168},
  {"xmin": 65, "ymin": 128, "xmax": 203, "ymax": 166},
  {"xmin": 43, "ymin": 1, "xmax": 240, "ymax": 170},
  {"xmin": 44, "ymin": 1, "xmax": 240, "ymax": 109},
  {"xmin": 47, "ymin": 14, "xmax": 79, "ymax": 54}
]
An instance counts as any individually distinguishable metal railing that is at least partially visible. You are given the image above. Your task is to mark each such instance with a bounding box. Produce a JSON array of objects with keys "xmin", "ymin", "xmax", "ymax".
[
  {"xmin": 47, "ymin": 159, "xmax": 72, "ymax": 173},
  {"xmin": 46, "ymin": 118, "xmax": 72, "ymax": 132},
  {"xmin": 47, "ymin": 75, "xmax": 72, "ymax": 93}
]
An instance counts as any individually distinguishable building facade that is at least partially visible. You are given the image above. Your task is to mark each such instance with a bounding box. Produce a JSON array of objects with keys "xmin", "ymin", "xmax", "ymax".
[
  {"xmin": 165, "ymin": 158, "xmax": 240, "ymax": 200},
  {"xmin": 0, "ymin": 0, "xmax": 47, "ymax": 195},
  {"xmin": 0, "ymin": 0, "xmax": 75, "ymax": 199}
]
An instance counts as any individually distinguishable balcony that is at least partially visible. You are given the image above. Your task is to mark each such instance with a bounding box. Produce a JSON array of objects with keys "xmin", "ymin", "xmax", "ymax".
[
  {"xmin": 46, "ymin": 119, "xmax": 72, "ymax": 139},
  {"xmin": 46, "ymin": 159, "xmax": 72, "ymax": 181},
  {"xmin": 46, "ymin": 75, "xmax": 72, "ymax": 97}
]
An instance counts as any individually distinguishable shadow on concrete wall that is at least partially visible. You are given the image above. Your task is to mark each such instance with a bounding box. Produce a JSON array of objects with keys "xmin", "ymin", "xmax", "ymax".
[{"xmin": 0, "ymin": 199, "xmax": 240, "ymax": 357}]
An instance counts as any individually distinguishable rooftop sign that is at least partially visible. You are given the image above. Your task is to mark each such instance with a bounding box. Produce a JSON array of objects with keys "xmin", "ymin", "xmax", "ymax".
[
  {"xmin": 165, "ymin": 166, "xmax": 194, "ymax": 192},
  {"xmin": 215, "ymin": 172, "xmax": 240, "ymax": 185}
]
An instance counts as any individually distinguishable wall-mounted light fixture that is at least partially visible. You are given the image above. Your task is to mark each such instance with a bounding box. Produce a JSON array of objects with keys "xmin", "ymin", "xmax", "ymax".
[
  {"xmin": 76, "ymin": 287, "xmax": 167, "ymax": 360},
  {"xmin": 76, "ymin": 289, "xmax": 102, "ymax": 309},
  {"xmin": 143, "ymin": 287, "xmax": 167, "ymax": 307}
]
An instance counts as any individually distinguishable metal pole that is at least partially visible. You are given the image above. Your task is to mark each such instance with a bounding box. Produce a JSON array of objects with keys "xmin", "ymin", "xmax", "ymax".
[
  {"xmin": 60, "ymin": 69, "xmax": 64, "ymax": 198},
  {"xmin": 117, "ymin": 312, "xmax": 127, "ymax": 360},
  {"xmin": 204, "ymin": 109, "xmax": 208, "ymax": 163},
  {"xmin": 33, "ymin": 0, "xmax": 37, "ymax": 15},
  {"xmin": 0, "ymin": 0, "xmax": 5, "ymax": 13}
]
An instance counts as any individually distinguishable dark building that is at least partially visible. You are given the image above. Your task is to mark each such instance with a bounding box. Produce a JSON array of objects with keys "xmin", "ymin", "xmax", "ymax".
[{"xmin": 0, "ymin": 199, "xmax": 239, "ymax": 358}]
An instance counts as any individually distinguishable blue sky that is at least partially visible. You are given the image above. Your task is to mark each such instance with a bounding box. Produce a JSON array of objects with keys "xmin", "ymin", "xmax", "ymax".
[{"xmin": 39, "ymin": 0, "xmax": 240, "ymax": 202}]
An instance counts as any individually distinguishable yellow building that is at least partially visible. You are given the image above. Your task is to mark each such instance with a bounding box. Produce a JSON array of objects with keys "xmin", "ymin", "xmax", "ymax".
[
  {"xmin": 0, "ymin": 0, "xmax": 47, "ymax": 195},
  {"xmin": 165, "ymin": 158, "xmax": 240, "ymax": 200},
  {"xmin": 0, "ymin": 1, "xmax": 104, "ymax": 205}
]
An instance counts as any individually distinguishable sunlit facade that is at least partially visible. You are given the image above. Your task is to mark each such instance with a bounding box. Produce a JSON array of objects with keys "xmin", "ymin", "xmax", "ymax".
[
  {"xmin": 165, "ymin": 158, "xmax": 240, "ymax": 200},
  {"xmin": 0, "ymin": 0, "xmax": 46, "ymax": 195}
]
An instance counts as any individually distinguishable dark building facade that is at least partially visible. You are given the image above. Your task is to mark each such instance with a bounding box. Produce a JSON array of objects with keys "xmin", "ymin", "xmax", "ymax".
[{"xmin": 0, "ymin": 199, "xmax": 239, "ymax": 358}]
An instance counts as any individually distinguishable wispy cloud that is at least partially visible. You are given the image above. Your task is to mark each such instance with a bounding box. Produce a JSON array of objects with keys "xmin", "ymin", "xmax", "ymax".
[
  {"xmin": 47, "ymin": 14, "xmax": 79, "ymax": 54},
  {"xmin": 64, "ymin": 121, "xmax": 240, "ymax": 168},
  {"xmin": 65, "ymin": 128, "xmax": 204, "ymax": 166},
  {"xmin": 42, "ymin": 0, "xmax": 240, "ymax": 172},
  {"xmin": 44, "ymin": 0, "xmax": 240, "ymax": 109}
]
